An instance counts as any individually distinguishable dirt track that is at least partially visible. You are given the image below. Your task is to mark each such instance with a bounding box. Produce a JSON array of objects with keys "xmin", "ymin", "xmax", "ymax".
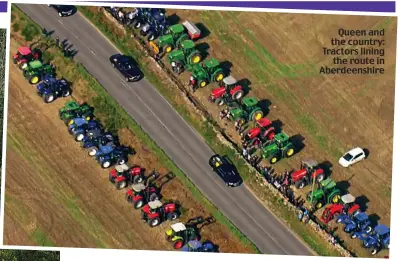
[{"xmin": 3, "ymin": 41, "xmax": 253, "ymax": 253}]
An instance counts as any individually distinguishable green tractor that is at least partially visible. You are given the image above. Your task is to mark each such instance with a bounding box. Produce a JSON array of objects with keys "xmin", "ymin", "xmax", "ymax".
[
  {"xmin": 260, "ymin": 132, "xmax": 296, "ymax": 164},
  {"xmin": 167, "ymin": 40, "xmax": 202, "ymax": 74},
  {"xmin": 58, "ymin": 101, "xmax": 93, "ymax": 125},
  {"xmin": 188, "ymin": 58, "xmax": 225, "ymax": 90},
  {"xmin": 149, "ymin": 24, "xmax": 190, "ymax": 54},
  {"xmin": 22, "ymin": 60, "xmax": 55, "ymax": 84},
  {"xmin": 227, "ymin": 97, "xmax": 264, "ymax": 125},
  {"xmin": 306, "ymin": 178, "xmax": 342, "ymax": 210}
]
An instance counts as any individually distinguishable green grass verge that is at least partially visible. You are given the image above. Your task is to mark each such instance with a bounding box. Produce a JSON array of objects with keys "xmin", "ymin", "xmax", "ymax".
[
  {"xmin": 12, "ymin": 5, "xmax": 260, "ymax": 253},
  {"xmin": 76, "ymin": 6, "xmax": 346, "ymax": 257}
]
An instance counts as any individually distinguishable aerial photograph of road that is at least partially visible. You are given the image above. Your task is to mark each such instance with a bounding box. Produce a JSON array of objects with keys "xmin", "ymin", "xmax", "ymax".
[{"xmin": 3, "ymin": 3, "xmax": 394, "ymax": 258}]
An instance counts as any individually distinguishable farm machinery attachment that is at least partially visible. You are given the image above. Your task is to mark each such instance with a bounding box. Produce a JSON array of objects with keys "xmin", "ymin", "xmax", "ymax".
[
  {"xmin": 36, "ymin": 75, "xmax": 71, "ymax": 103},
  {"xmin": 288, "ymin": 159, "xmax": 325, "ymax": 189},
  {"xmin": 141, "ymin": 200, "xmax": 180, "ymax": 227},
  {"xmin": 95, "ymin": 145, "xmax": 134, "ymax": 169},
  {"xmin": 260, "ymin": 132, "xmax": 296, "ymax": 164},
  {"xmin": 182, "ymin": 240, "xmax": 217, "ymax": 252},
  {"xmin": 167, "ymin": 40, "xmax": 202, "ymax": 74},
  {"xmin": 306, "ymin": 178, "xmax": 342, "ymax": 210},
  {"xmin": 13, "ymin": 46, "xmax": 40, "ymax": 70},
  {"xmin": 226, "ymin": 97, "xmax": 264, "ymax": 125},
  {"xmin": 59, "ymin": 101, "xmax": 93, "ymax": 125},
  {"xmin": 208, "ymin": 76, "xmax": 244, "ymax": 106},
  {"xmin": 240, "ymin": 117, "xmax": 276, "ymax": 148},
  {"xmin": 352, "ymin": 224, "xmax": 390, "ymax": 255},
  {"xmin": 188, "ymin": 58, "xmax": 225, "ymax": 90},
  {"xmin": 23, "ymin": 60, "xmax": 56, "ymax": 84},
  {"xmin": 67, "ymin": 118, "xmax": 103, "ymax": 142},
  {"xmin": 125, "ymin": 171, "xmax": 175, "ymax": 209},
  {"xmin": 166, "ymin": 216, "xmax": 216, "ymax": 249},
  {"xmin": 336, "ymin": 211, "xmax": 372, "ymax": 234},
  {"xmin": 149, "ymin": 21, "xmax": 201, "ymax": 55},
  {"xmin": 81, "ymin": 129, "xmax": 118, "ymax": 156},
  {"xmin": 320, "ymin": 193, "xmax": 360, "ymax": 224}
]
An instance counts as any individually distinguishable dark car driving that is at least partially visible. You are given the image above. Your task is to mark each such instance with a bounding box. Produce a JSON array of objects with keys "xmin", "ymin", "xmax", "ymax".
[
  {"xmin": 48, "ymin": 5, "xmax": 75, "ymax": 17},
  {"xmin": 109, "ymin": 54, "xmax": 143, "ymax": 82},
  {"xmin": 209, "ymin": 154, "xmax": 243, "ymax": 187}
]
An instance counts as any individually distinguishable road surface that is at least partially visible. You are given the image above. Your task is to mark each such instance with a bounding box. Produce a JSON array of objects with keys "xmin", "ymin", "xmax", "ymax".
[{"xmin": 17, "ymin": 4, "xmax": 313, "ymax": 255}]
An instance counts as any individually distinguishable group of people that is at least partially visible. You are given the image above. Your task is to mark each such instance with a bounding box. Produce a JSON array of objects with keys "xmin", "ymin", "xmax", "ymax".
[{"xmin": 41, "ymin": 27, "xmax": 77, "ymax": 59}]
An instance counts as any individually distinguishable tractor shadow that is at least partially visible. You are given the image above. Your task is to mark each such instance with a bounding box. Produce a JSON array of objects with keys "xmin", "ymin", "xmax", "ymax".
[
  {"xmin": 220, "ymin": 61, "xmax": 233, "ymax": 76},
  {"xmin": 335, "ymin": 180, "xmax": 351, "ymax": 192},
  {"xmin": 195, "ymin": 22, "xmax": 211, "ymax": 40},
  {"xmin": 271, "ymin": 119, "xmax": 283, "ymax": 134},
  {"xmin": 203, "ymin": 240, "xmax": 220, "ymax": 252},
  {"xmin": 258, "ymin": 99, "xmax": 272, "ymax": 116},
  {"xmin": 237, "ymin": 78, "xmax": 252, "ymax": 96},
  {"xmin": 291, "ymin": 134, "xmax": 305, "ymax": 153},
  {"xmin": 319, "ymin": 161, "xmax": 333, "ymax": 178},
  {"xmin": 369, "ymin": 213, "xmax": 381, "ymax": 228},
  {"xmin": 167, "ymin": 13, "xmax": 181, "ymax": 25},
  {"xmin": 355, "ymin": 195, "xmax": 370, "ymax": 212},
  {"xmin": 363, "ymin": 148, "xmax": 370, "ymax": 159},
  {"xmin": 197, "ymin": 42, "xmax": 210, "ymax": 59}
]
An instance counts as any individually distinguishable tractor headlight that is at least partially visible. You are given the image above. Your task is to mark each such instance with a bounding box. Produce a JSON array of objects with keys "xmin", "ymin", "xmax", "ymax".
[{"xmin": 171, "ymin": 62, "xmax": 176, "ymax": 67}]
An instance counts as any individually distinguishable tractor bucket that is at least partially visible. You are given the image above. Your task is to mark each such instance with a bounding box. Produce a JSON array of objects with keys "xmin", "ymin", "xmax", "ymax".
[{"xmin": 149, "ymin": 41, "xmax": 160, "ymax": 54}]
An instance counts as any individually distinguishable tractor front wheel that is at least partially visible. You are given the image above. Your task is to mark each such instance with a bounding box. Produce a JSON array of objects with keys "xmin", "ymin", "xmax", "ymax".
[
  {"xmin": 351, "ymin": 233, "xmax": 357, "ymax": 239},
  {"xmin": 167, "ymin": 212, "xmax": 179, "ymax": 221},
  {"xmin": 173, "ymin": 240, "xmax": 184, "ymax": 249},
  {"xmin": 19, "ymin": 62, "xmax": 28, "ymax": 70},
  {"xmin": 101, "ymin": 160, "xmax": 112, "ymax": 169},
  {"xmin": 371, "ymin": 248, "xmax": 378, "ymax": 255},
  {"xmin": 295, "ymin": 180, "xmax": 306, "ymax": 189},
  {"xmin": 115, "ymin": 180, "xmax": 127, "ymax": 190},
  {"xmin": 88, "ymin": 147, "xmax": 98, "ymax": 156},
  {"xmin": 62, "ymin": 89, "xmax": 72, "ymax": 97},
  {"xmin": 232, "ymin": 90, "xmax": 244, "ymax": 100},
  {"xmin": 134, "ymin": 21, "xmax": 141, "ymax": 28},
  {"xmin": 213, "ymin": 73, "xmax": 224, "ymax": 83},
  {"xmin": 29, "ymin": 75, "xmax": 40, "ymax": 84},
  {"xmin": 199, "ymin": 80, "xmax": 207, "ymax": 88},
  {"xmin": 268, "ymin": 155, "xmax": 279, "ymax": 165},
  {"xmin": 43, "ymin": 93, "xmax": 55, "ymax": 103},
  {"xmin": 190, "ymin": 53, "xmax": 202, "ymax": 64},
  {"xmin": 215, "ymin": 98, "xmax": 224, "ymax": 106},
  {"xmin": 134, "ymin": 199, "xmax": 144, "ymax": 209},
  {"xmin": 149, "ymin": 217, "xmax": 161, "ymax": 227},
  {"xmin": 314, "ymin": 201, "xmax": 324, "ymax": 209},
  {"xmin": 75, "ymin": 133, "xmax": 85, "ymax": 142},
  {"xmin": 330, "ymin": 193, "xmax": 341, "ymax": 204},
  {"xmin": 284, "ymin": 146, "xmax": 295, "ymax": 158},
  {"xmin": 164, "ymin": 44, "xmax": 173, "ymax": 53},
  {"xmin": 133, "ymin": 175, "xmax": 144, "ymax": 184},
  {"xmin": 251, "ymin": 110, "xmax": 264, "ymax": 121},
  {"xmin": 147, "ymin": 33, "xmax": 155, "ymax": 42},
  {"xmin": 316, "ymin": 174, "xmax": 325, "ymax": 183},
  {"xmin": 149, "ymin": 193, "xmax": 159, "ymax": 202},
  {"xmin": 117, "ymin": 158, "xmax": 126, "ymax": 165}
]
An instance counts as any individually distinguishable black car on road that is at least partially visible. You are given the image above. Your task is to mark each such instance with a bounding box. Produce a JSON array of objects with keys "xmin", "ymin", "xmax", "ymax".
[
  {"xmin": 48, "ymin": 5, "xmax": 76, "ymax": 17},
  {"xmin": 109, "ymin": 54, "xmax": 143, "ymax": 82},
  {"xmin": 209, "ymin": 154, "xmax": 242, "ymax": 187}
]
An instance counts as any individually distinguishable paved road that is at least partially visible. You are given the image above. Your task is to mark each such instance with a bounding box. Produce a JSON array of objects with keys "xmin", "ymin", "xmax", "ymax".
[{"xmin": 18, "ymin": 4, "xmax": 313, "ymax": 255}]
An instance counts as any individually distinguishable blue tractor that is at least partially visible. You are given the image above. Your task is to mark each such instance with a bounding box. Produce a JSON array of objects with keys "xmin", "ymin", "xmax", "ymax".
[
  {"xmin": 81, "ymin": 129, "xmax": 118, "ymax": 156},
  {"xmin": 182, "ymin": 240, "xmax": 217, "ymax": 252},
  {"xmin": 139, "ymin": 10, "xmax": 169, "ymax": 41},
  {"xmin": 95, "ymin": 145, "xmax": 133, "ymax": 169},
  {"xmin": 352, "ymin": 224, "xmax": 390, "ymax": 255},
  {"xmin": 36, "ymin": 75, "xmax": 71, "ymax": 103},
  {"xmin": 67, "ymin": 118, "xmax": 103, "ymax": 142},
  {"xmin": 336, "ymin": 211, "xmax": 372, "ymax": 234}
]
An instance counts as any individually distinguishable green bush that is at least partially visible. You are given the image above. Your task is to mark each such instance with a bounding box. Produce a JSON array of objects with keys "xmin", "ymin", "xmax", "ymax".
[
  {"xmin": 12, "ymin": 22, "xmax": 20, "ymax": 32},
  {"xmin": 0, "ymin": 249, "xmax": 60, "ymax": 261},
  {"xmin": 21, "ymin": 23, "xmax": 39, "ymax": 41}
]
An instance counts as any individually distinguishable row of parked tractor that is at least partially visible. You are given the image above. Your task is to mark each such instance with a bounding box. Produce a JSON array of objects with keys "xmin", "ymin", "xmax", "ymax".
[
  {"xmin": 106, "ymin": 6, "xmax": 297, "ymax": 166},
  {"xmin": 12, "ymin": 41, "xmax": 218, "ymax": 253},
  {"xmin": 104, "ymin": 7, "xmax": 390, "ymax": 256}
]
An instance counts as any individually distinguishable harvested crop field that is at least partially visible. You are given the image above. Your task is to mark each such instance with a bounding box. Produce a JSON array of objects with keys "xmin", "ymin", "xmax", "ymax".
[
  {"xmin": 3, "ymin": 37, "xmax": 253, "ymax": 253},
  {"xmin": 157, "ymin": 10, "xmax": 396, "ymax": 225}
]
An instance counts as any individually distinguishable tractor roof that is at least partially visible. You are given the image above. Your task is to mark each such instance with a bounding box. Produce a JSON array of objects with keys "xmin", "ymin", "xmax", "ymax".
[
  {"xmin": 171, "ymin": 222, "xmax": 186, "ymax": 232},
  {"xmin": 320, "ymin": 178, "xmax": 336, "ymax": 188},
  {"xmin": 148, "ymin": 200, "xmax": 162, "ymax": 209},
  {"xmin": 18, "ymin": 46, "xmax": 32, "ymax": 56},
  {"xmin": 131, "ymin": 183, "xmax": 146, "ymax": 192},
  {"xmin": 274, "ymin": 132, "xmax": 290, "ymax": 142},
  {"xmin": 169, "ymin": 23, "xmax": 185, "ymax": 34},
  {"xmin": 115, "ymin": 164, "xmax": 130, "ymax": 173},
  {"xmin": 29, "ymin": 60, "xmax": 43, "ymax": 68},
  {"xmin": 341, "ymin": 194, "xmax": 355, "ymax": 204},
  {"xmin": 302, "ymin": 159, "xmax": 318, "ymax": 168},
  {"xmin": 375, "ymin": 224, "xmax": 390, "ymax": 235},
  {"xmin": 354, "ymin": 212, "xmax": 369, "ymax": 222},
  {"xmin": 204, "ymin": 58, "xmax": 220, "ymax": 69},
  {"xmin": 181, "ymin": 40, "xmax": 196, "ymax": 49},
  {"xmin": 99, "ymin": 145, "xmax": 114, "ymax": 154},
  {"xmin": 223, "ymin": 75, "xmax": 237, "ymax": 85},
  {"xmin": 242, "ymin": 97, "xmax": 258, "ymax": 107},
  {"xmin": 64, "ymin": 101, "xmax": 80, "ymax": 109}
]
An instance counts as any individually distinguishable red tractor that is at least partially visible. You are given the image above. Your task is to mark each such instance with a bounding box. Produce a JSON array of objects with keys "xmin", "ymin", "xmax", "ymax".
[
  {"xmin": 320, "ymin": 194, "xmax": 360, "ymax": 224},
  {"xmin": 208, "ymin": 76, "xmax": 244, "ymax": 106},
  {"xmin": 289, "ymin": 159, "xmax": 325, "ymax": 189},
  {"xmin": 108, "ymin": 163, "xmax": 146, "ymax": 190},
  {"xmin": 141, "ymin": 200, "xmax": 180, "ymax": 227},
  {"xmin": 125, "ymin": 171, "xmax": 161, "ymax": 209},
  {"xmin": 13, "ymin": 46, "xmax": 40, "ymax": 70},
  {"xmin": 240, "ymin": 118, "xmax": 276, "ymax": 148}
]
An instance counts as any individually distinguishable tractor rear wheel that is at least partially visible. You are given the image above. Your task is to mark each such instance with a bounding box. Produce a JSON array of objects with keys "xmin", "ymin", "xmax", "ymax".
[
  {"xmin": 268, "ymin": 155, "xmax": 279, "ymax": 165},
  {"xmin": 215, "ymin": 98, "xmax": 224, "ymax": 106},
  {"xmin": 117, "ymin": 158, "xmax": 126, "ymax": 165},
  {"xmin": 167, "ymin": 212, "xmax": 179, "ymax": 221},
  {"xmin": 116, "ymin": 180, "xmax": 127, "ymax": 190},
  {"xmin": 134, "ymin": 199, "xmax": 144, "ymax": 209},
  {"xmin": 147, "ymin": 33, "xmax": 155, "ymax": 42},
  {"xmin": 149, "ymin": 217, "xmax": 161, "ymax": 227},
  {"xmin": 199, "ymin": 80, "xmax": 207, "ymax": 88},
  {"xmin": 314, "ymin": 201, "xmax": 324, "ymax": 209},
  {"xmin": 366, "ymin": 226, "xmax": 372, "ymax": 233},
  {"xmin": 43, "ymin": 93, "xmax": 55, "ymax": 103},
  {"xmin": 134, "ymin": 21, "xmax": 141, "ymax": 28},
  {"xmin": 351, "ymin": 233, "xmax": 357, "ymax": 239},
  {"xmin": 371, "ymin": 248, "xmax": 378, "ymax": 255},
  {"xmin": 88, "ymin": 147, "xmax": 98, "ymax": 156},
  {"xmin": 173, "ymin": 240, "xmax": 184, "ymax": 249},
  {"xmin": 63, "ymin": 89, "xmax": 72, "ymax": 97},
  {"xmin": 19, "ymin": 62, "xmax": 28, "ymax": 70},
  {"xmin": 284, "ymin": 146, "xmax": 295, "ymax": 158},
  {"xmin": 295, "ymin": 180, "xmax": 306, "ymax": 189},
  {"xmin": 149, "ymin": 193, "xmax": 159, "ymax": 202}
]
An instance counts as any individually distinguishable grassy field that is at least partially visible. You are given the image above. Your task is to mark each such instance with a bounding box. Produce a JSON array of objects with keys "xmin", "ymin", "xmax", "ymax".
[
  {"xmin": 4, "ymin": 6, "xmax": 256, "ymax": 253},
  {"xmin": 78, "ymin": 6, "xmax": 395, "ymax": 257},
  {"xmin": 0, "ymin": 249, "xmax": 60, "ymax": 261},
  {"xmin": 0, "ymin": 29, "xmax": 5, "ymax": 171}
]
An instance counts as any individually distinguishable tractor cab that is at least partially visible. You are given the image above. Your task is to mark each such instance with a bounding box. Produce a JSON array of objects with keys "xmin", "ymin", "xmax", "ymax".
[
  {"xmin": 320, "ymin": 194, "xmax": 359, "ymax": 223},
  {"xmin": 245, "ymin": 118, "xmax": 272, "ymax": 139},
  {"xmin": 341, "ymin": 194, "xmax": 360, "ymax": 214},
  {"xmin": 171, "ymin": 222, "xmax": 187, "ymax": 234},
  {"xmin": 13, "ymin": 46, "xmax": 39, "ymax": 69},
  {"xmin": 97, "ymin": 145, "xmax": 115, "ymax": 156},
  {"xmin": 26, "ymin": 60, "xmax": 43, "ymax": 71},
  {"xmin": 289, "ymin": 159, "xmax": 324, "ymax": 189},
  {"xmin": 274, "ymin": 132, "xmax": 291, "ymax": 149},
  {"xmin": 131, "ymin": 183, "xmax": 147, "ymax": 194},
  {"xmin": 148, "ymin": 199, "xmax": 163, "ymax": 213},
  {"xmin": 301, "ymin": 159, "xmax": 318, "ymax": 172},
  {"xmin": 115, "ymin": 163, "xmax": 130, "ymax": 174},
  {"xmin": 307, "ymin": 178, "xmax": 341, "ymax": 209},
  {"xmin": 209, "ymin": 76, "xmax": 244, "ymax": 105},
  {"xmin": 343, "ymin": 212, "xmax": 372, "ymax": 234},
  {"xmin": 204, "ymin": 58, "xmax": 220, "ymax": 73},
  {"xmin": 166, "ymin": 221, "xmax": 199, "ymax": 249},
  {"xmin": 167, "ymin": 23, "xmax": 185, "ymax": 37},
  {"xmin": 221, "ymin": 76, "xmax": 239, "ymax": 90}
]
